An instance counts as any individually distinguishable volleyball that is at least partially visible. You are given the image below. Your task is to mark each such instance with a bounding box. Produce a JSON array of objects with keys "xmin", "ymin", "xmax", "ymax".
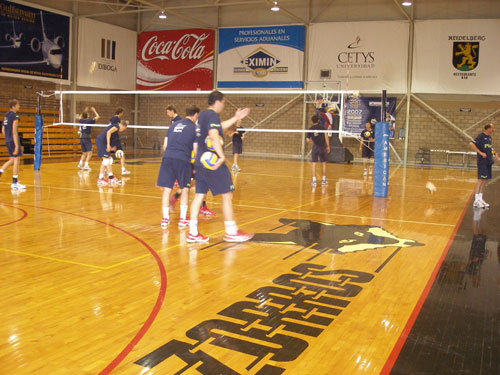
[
  {"xmin": 363, "ymin": 131, "xmax": 371, "ymax": 138},
  {"xmin": 205, "ymin": 137, "xmax": 223, "ymax": 152},
  {"xmin": 190, "ymin": 150, "xmax": 195, "ymax": 164},
  {"xmin": 201, "ymin": 151, "xmax": 218, "ymax": 170},
  {"xmin": 115, "ymin": 149, "xmax": 124, "ymax": 159},
  {"xmin": 425, "ymin": 181, "xmax": 436, "ymax": 194}
]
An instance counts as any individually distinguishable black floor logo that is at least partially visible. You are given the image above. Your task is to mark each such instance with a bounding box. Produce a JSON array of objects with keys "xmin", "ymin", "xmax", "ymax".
[{"xmin": 250, "ymin": 218, "xmax": 424, "ymax": 254}]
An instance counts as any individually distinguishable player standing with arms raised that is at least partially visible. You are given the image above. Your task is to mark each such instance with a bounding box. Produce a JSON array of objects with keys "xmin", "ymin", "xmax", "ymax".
[
  {"xmin": 187, "ymin": 90, "xmax": 252, "ymax": 243},
  {"xmin": 77, "ymin": 106, "xmax": 99, "ymax": 171}
]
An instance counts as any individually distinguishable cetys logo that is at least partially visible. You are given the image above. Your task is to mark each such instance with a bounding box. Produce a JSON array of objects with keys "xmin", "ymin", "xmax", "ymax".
[
  {"xmin": 452, "ymin": 42, "xmax": 479, "ymax": 71},
  {"xmin": 250, "ymin": 218, "xmax": 423, "ymax": 254},
  {"xmin": 237, "ymin": 48, "xmax": 287, "ymax": 78}
]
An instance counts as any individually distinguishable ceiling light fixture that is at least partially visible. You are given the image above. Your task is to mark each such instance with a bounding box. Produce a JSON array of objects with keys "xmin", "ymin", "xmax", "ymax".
[
  {"xmin": 402, "ymin": 1, "xmax": 412, "ymax": 6},
  {"xmin": 158, "ymin": 10, "xmax": 167, "ymax": 19},
  {"xmin": 270, "ymin": 1, "xmax": 280, "ymax": 11}
]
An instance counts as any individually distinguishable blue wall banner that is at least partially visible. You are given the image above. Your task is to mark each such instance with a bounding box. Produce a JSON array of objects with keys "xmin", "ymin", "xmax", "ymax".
[
  {"xmin": 343, "ymin": 96, "xmax": 396, "ymax": 138},
  {"xmin": 373, "ymin": 122, "xmax": 389, "ymax": 198},
  {"xmin": 0, "ymin": 0, "xmax": 71, "ymax": 83},
  {"xmin": 217, "ymin": 25, "xmax": 305, "ymax": 88}
]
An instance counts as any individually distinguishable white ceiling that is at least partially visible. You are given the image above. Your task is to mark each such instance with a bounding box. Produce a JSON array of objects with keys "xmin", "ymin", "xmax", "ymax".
[{"xmin": 22, "ymin": 0, "xmax": 500, "ymax": 31}]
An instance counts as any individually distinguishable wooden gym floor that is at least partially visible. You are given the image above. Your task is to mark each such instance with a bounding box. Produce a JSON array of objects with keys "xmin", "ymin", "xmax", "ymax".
[{"xmin": 1, "ymin": 156, "xmax": 498, "ymax": 375}]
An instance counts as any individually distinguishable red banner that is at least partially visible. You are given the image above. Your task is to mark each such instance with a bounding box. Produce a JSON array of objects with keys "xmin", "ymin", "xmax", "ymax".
[{"xmin": 136, "ymin": 28, "xmax": 214, "ymax": 91}]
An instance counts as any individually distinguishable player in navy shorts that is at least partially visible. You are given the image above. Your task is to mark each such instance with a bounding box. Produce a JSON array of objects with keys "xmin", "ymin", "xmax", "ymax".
[
  {"xmin": 77, "ymin": 106, "xmax": 99, "ymax": 171},
  {"xmin": 157, "ymin": 105, "xmax": 200, "ymax": 228},
  {"xmin": 187, "ymin": 90, "xmax": 253, "ymax": 243},
  {"xmin": 360, "ymin": 121, "xmax": 375, "ymax": 176},
  {"xmin": 96, "ymin": 108, "xmax": 128, "ymax": 186},
  {"xmin": 306, "ymin": 115, "xmax": 330, "ymax": 186},
  {"xmin": 0, "ymin": 99, "xmax": 25, "ymax": 191},
  {"xmin": 230, "ymin": 120, "xmax": 245, "ymax": 171},
  {"xmin": 469, "ymin": 123, "xmax": 498, "ymax": 208}
]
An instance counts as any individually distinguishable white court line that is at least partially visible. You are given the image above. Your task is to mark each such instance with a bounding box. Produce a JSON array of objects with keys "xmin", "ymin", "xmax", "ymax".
[{"xmin": 0, "ymin": 182, "xmax": 457, "ymax": 227}]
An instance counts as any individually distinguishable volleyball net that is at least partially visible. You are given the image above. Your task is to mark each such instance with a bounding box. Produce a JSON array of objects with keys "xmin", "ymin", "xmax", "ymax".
[{"xmin": 38, "ymin": 88, "xmax": 386, "ymax": 159}]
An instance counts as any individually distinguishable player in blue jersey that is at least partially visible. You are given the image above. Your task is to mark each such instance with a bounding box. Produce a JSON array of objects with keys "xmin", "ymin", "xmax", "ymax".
[
  {"xmin": 230, "ymin": 120, "xmax": 245, "ymax": 172},
  {"xmin": 360, "ymin": 121, "xmax": 375, "ymax": 176},
  {"xmin": 306, "ymin": 115, "xmax": 330, "ymax": 186},
  {"xmin": 157, "ymin": 105, "xmax": 200, "ymax": 228},
  {"xmin": 187, "ymin": 90, "xmax": 252, "ymax": 243},
  {"xmin": 107, "ymin": 108, "xmax": 131, "ymax": 176},
  {"xmin": 77, "ymin": 106, "xmax": 100, "ymax": 171},
  {"xmin": 162, "ymin": 104, "xmax": 182, "ymax": 152},
  {"xmin": 95, "ymin": 109, "xmax": 128, "ymax": 186},
  {"xmin": 469, "ymin": 123, "xmax": 498, "ymax": 208},
  {"xmin": 0, "ymin": 99, "xmax": 25, "ymax": 191}
]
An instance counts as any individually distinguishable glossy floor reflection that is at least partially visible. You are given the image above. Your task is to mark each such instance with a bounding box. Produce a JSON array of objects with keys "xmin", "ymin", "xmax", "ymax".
[
  {"xmin": 0, "ymin": 157, "xmax": 489, "ymax": 375},
  {"xmin": 391, "ymin": 178, "xmax": 500, "ymax": 375}
]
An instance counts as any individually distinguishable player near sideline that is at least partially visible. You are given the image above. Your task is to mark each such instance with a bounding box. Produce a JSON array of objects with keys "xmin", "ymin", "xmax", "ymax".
[
  {"xmin": 306, "ymin": 115, "xmax": 330, "ymax": 186},
  {"xmin": 360, "ymin": 121, "xmax": 375, "ymax": 176},
  {"xmin": 157, "ymin": 105, "xmax": 200, "ymax": 228},
  {"xmin": 106, "ymin": 109, "xmax": 131, "ymax": 176},
  {"xmin": 96, "ymin": 108, "xmax": 128, "ymax": 185},
  {"xmin": 77, "ymin": 106, "xmax": 99, "ymax": 171},
  {"xmin": 187, "ymin": 90, "xmax": 253, "ymax": 243},
  {"xmin": 163, "ymin": 104, "xmax": 182, "ymax": 152},
  {"xmin": 0, "ymin": 99, "xmax": 25, "ymax": 191},
  {"xmin": 469, "ymin": 123, "xmax": 498, "ymax": 208}
]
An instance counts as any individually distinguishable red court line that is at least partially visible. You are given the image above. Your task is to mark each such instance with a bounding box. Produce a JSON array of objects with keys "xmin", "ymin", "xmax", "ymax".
[
  {"xmin": 0, "ymin": 204, "xmax": 28, "ymax": 227},
  {"xmin": 380, "ymin": 194, "xmax": 473, "ymax": 375},
  {"xmin": 13, "ymin": 203, "xmax": 167, "ymax": 375}
]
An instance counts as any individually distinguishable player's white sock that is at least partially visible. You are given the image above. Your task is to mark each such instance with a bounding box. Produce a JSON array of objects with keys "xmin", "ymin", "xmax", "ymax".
[
  {"xmin": 478, "ymin": 193, "xmax": 483, "ymax": 201},
  {"xmin": 224, "ymin": 221, "xmax": 238, "ymax": 235},
  {"xmin": 180, "ymin": 205, "xmax": 188, "ymax": 220},
  {"xmin": 312, "ymin": 177, "xmax": 317, "ymax": 182},
  {"xmin": 189, "ymin": 220, "xmax": 198, "ymax": 236},
  {"xmin": 162, "ymin": 207, "xmax": 169, "ymax": 219},
  {"xmin": 322, "ymin": 176, "xmax": 326, "ymax": 180},
  {"xmin": 99, "ymin": 173, "xmax": 104, "ymax": 179},
  {"xmin": 0, "ymin": 169, "xmax": 3, "ymax": 173},
  {"xmin": 84, "ymin": 162, "xmax": 89, "ymax": 167}
]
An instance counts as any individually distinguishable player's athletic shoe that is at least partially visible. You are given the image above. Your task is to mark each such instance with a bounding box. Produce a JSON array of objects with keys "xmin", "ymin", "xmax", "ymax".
[
  {"xmin": 223, "ymin": 230, "xmax": 254, "ymax": 243},
  {"xmin": 187, "ymin": 232, "xmax": 210, "ymax": 243},
  {"xmin": 369, "ymin": 167, "xmax": 373, "ymax": 175},
  {"xmin": 321, "ymin": 179, "xmax": 328, "ymax": 185},
  {"xmin": 122, "ymin": 169, "xmax": 131, "ymax": 175},
  {"xmin": 83, "ymin": 165, "xmax": 91, "ymax": 171},
  {"xmin": 363, "ymin": 169, "xmax": 368, "ymax": 176},
  {"xmin": 473, "ymin": 200, "xmax": 486, "ymax": 208},
  {"xmin": 178, "ymin": 218, "xmax": 189, "ymax": 227},
  {"xmin": 77, "ymin": 164, "xmax": 83, "ymax": 169},
  {"xmin": 312, "ymin": 180, "xmax": 317, "ymax": 186},
  {"xmin": 97, "ymin": 178, "xmax": 108, "ymax": 186},
  {"xmin": 169, "ymin": 195, "xmax": 178, "ymax": 212},
  {"xmin": 200, "ymin": 206, "xmax": 216, "ymax": 216},
  {"xmin": 11, "ymin": 182, "xmax": 26, "ymax": 191},
  {"xmin": 161, "ymin": 218, "xmax": 169, "ymax": 228},
  {"xmin": 232, "ymin": 164, "xmax": 241, "ymax": 172},
  {"xmin": 109, "ymin": 177, "xmax": 122, "ymax": 185},
  {"xmin": 479, "ymin": 199, "xmax": 490, "ymax": 208}
]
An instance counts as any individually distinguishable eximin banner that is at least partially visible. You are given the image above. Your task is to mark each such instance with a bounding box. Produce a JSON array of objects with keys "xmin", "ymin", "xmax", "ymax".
[
  {"xmin": 412, "ymin": 19, "xmax": 500, "ymax": 95},
  {"xmin": 77, "ymin": 18, "xmax": 137, "ymax": 90},
  {"xmin": 0, "ymin": 0, "xmax": 71, "ymax": 83},
  {"xmin": 217, "ymin": 25, "xmax": 305, "ymax": 88},
  {"xmin": 137, "ymin": 28, "xmax": 214, "ymax": 91},
  {"xmin": 308, "ymin": 22, "xmax": 408, "ymax": 93}
]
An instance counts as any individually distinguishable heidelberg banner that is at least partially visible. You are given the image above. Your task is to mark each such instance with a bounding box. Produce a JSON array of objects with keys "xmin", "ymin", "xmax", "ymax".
[
  {"xmin": 412, "ymin": 19, "xmax": 500, "ymax": 95},
  {"xmin": 217, "ymin": 25, "xmax": 305, "ymax": 88},
  {"xmin": 137, "ymin": 28, "xmax": 214, "ymax": 91}
]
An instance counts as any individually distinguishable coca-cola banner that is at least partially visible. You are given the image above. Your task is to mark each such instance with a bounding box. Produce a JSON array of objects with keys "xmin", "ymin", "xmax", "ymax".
[
  {"xmin": 77, "ymin": 18, "xmax": 137, "ymax": 90},
  {"xmin": 217, "ymin": 25, "xmax": 305, "ymax": 88},
  {"xmin": 137, "ymin": 28, "xmax": 214, "ymax": 91}
]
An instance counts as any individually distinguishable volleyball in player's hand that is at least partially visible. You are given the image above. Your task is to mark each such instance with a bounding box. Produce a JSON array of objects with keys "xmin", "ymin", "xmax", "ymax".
[
  {"xmin": 115, "ymin": 150, "xmax": 124, "ymax": 159},
  {"xmin": 201, "ymin": 151, "xmax": 218, "ymax": 170},
  {"xmin": 425, "ymin": 181, "xmax": 436, "ymax": 194},
  {"xmin": 205, "ymin": 137, "xmax": 223, "ymax": 152}
]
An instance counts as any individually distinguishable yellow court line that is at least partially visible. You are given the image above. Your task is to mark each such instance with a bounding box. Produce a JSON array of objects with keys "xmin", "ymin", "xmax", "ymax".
[
  {"xmin": 91, "ymin": 193, "xmax": 334, "ymax": 273},
  {"xmin": 0, "ymin": 247, "xmax": 105, "ymax": 269}
]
